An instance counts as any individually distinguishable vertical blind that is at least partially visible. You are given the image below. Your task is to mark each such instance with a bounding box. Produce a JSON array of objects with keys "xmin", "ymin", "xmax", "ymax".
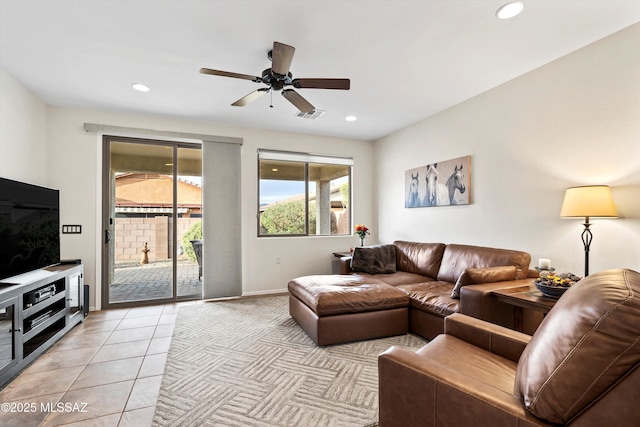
[{"xmin": 202, "ymin": 141, "xmax": 242, "ymax": 299}]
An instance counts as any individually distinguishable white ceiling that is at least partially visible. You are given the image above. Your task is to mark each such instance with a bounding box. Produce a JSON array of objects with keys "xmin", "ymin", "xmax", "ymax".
[{"xmin": 1, "ymin": 1, "xmax": 638, "ymax": 141}]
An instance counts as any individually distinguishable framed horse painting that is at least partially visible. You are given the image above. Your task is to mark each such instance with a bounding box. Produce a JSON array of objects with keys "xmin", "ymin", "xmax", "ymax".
[{"xmin": 405, "ymin": 155, "xmax": 471, "ymax": 208}]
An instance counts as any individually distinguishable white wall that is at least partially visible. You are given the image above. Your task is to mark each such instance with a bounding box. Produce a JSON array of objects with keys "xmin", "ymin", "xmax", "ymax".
[
  {"xmin": 0, "ymin": 68, "xmax": 374, "ymax": 308},
  {"xmin": 43, "ymin": 107, "xmax": 374, "ymax": 308},
  {"xmin": 0, "ymin": 68, "xmax": 47, "ymax": 185},
  {"xmin": 374, "ymin": 24, "xmax": 640, "ymax": 275},
  {"xmin": 3, "ymin": 22, "xmax": 638, "ymax": 309}
]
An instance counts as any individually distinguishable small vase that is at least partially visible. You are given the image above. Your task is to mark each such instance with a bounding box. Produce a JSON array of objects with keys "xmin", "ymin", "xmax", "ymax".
[{"xmin": 359, "ymin": 237, "xmax": 365, "ymax": 247}]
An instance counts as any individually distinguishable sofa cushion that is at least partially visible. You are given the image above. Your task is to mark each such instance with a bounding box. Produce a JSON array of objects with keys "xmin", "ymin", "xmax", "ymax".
[
  {"xmin": 393, "ymin": 241, "xmax": 446, "ymax": 278},
  {"xmin": 398, "ymin": 281, "xmax": 459, "ymax": 317},
  {"xmin": 288, "ymin": 274, "xmax": 409, "ymax": 316},
  {"xmin": 350, "ymin": 244, "xmax": 397, "ymax": 274},
  {"xmin": 451, "ymin": 266, "xmax": 517, "ymax": 299},
  {"xmin": 356, "ymin": 271, "xmax": 434, "ymax": 287},
  {"xmin": 514, "ymin": 269, "xmax": 640, "ymax": 424},
  {"xmin": 437, "ymin": 244, "xmax": 531, "ymax": 283}
]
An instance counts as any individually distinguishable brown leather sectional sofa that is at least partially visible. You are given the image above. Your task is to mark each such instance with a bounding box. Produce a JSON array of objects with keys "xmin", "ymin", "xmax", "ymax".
[
  {"xmin": 288, "ymin": 240, "xmax": 539, "ymax": 345},
  {"xmin": 378, "ymin": 268, "xmax": 640, "ymax": 426}
]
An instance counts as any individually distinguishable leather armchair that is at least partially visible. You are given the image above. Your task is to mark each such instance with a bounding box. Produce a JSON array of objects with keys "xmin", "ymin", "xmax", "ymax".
[{"xmin": 379, "ymin": 269, "xmax": 640, "ymax": 426}]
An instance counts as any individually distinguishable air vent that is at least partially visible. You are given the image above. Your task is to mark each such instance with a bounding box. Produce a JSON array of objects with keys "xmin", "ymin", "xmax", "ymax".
[{"xmin": 296, "ymin": 110, "xmax": 325, "ymax": 120}]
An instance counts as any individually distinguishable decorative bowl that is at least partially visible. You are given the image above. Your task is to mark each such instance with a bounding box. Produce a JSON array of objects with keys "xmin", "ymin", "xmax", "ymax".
[
  {"xmin": 534, "ymin": 271, "xmax": 581, "ymax": 299},
  {"xmin": 535, "ymin": 282, "xmax": 570, "ymax": 299}
]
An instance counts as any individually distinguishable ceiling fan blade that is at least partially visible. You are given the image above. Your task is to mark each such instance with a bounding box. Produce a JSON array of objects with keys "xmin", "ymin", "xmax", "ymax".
[
  {"xmin": 292, "ymin": 78, "xmax": 350, "ymax": 90},
  {"xmin": 232, "ymin": 88, "xmax": 269, "ymax": 107},
  {"xmin": 200, "ymin": 68, "xmax": 261, "ymax": 82},
  {"xmin": 271, "ymin": 42, "xmax": 295, "ymax": 77},
  {"xmin": 282, "ymin": 89, "xmax": 315, "ymax": 113}
]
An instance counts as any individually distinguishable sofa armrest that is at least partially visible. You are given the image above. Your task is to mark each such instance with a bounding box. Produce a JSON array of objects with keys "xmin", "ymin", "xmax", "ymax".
[
  {"xmin": 339, "ymin": 256, "xmax": 353, "ymax": 274},
  {"xmin": 444, "ymin": 313, "xmax": 531, "ymax": 362},
  {"xmin": 378, "ymin": 346, "xmax": 547, "ymax": 427}
]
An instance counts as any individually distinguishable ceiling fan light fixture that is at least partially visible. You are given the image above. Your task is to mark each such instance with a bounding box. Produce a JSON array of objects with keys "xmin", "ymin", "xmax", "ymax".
[
  {"xmin": 496, "ymin": 1, "xmax": 524, "ymax": 19},
  {"xmin": 131, "ymin": 83, "xmax": 150, "ymax": 92}
]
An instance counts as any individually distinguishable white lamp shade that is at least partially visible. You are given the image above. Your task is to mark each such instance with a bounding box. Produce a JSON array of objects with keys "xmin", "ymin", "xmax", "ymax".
[{"xmin": 560, "ymin": 185, "xmax": 617, "ymax": 218}]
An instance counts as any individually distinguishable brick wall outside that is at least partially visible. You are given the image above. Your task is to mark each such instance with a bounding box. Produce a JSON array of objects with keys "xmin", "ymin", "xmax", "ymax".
[{"xmin": 114, "ymin": 217, "xmax": 201, "ymax": 262}]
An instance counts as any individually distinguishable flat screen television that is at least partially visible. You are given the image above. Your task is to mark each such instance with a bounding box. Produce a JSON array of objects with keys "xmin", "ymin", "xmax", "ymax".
[{"xmin": 0, "ymin": 177, "xmax": 60, "ymax": 282}]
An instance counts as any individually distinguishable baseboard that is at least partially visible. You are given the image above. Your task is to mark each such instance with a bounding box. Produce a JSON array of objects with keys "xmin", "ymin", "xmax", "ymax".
[
  {"xmin": 202, "ymin": 290, "xmax": 288, "ymax": 303},
  {"xmin": 241, "ymin": 289, "xmax": 289, "ymax": 297}
]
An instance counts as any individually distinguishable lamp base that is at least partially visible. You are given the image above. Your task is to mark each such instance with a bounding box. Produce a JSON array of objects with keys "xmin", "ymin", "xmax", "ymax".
[{"xmin": 581, "ymin": 219, "xmax": 593, "ymax": 277}]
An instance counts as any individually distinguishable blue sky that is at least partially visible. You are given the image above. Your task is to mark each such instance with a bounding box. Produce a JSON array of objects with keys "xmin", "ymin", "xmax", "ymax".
[{"xmin": 260, "ymin": 180, "xmax": 306, "ymax": 206}]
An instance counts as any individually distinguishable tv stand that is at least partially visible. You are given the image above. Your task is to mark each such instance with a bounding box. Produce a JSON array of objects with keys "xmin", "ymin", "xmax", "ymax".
[
  {"xmin": 0, "ymin": 268, "xmax": 57, "ymax": 286},
  {"xmin": 0, "ymin": 264, "xmax": 85, "ymax": 388}
]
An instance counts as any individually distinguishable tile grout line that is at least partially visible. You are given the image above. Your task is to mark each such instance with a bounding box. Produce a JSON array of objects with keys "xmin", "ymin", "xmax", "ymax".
[
  {"xmin": 4, "ymin": 302, "xmax": 185, "ymax": 427},
  {"xmin": 39, "ymin": 308, "xmax": 132, "ymax": 426}
]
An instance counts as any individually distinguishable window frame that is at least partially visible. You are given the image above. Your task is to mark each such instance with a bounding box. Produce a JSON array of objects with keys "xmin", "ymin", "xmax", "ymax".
[{"xmin": 257, "ymin": 149, "xmax": 353, "ymax": 238}]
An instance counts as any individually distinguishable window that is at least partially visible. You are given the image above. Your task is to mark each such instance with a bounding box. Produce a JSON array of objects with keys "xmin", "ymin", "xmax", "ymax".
[{"xmin": 258, "ymin": 150, "xmax": 352, "ymax": 237}]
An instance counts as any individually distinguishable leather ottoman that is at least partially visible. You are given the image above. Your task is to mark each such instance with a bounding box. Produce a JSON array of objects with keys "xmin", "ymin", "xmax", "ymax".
[{"xmin": 288, "ymin": 274, "xmax": 410, "ymax": 345}]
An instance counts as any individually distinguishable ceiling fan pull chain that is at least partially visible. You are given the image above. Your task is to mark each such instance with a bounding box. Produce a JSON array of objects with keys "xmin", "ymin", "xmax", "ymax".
[{"xmin": 270, "ymin": 89, "xmax": 274, "ymax": 108}]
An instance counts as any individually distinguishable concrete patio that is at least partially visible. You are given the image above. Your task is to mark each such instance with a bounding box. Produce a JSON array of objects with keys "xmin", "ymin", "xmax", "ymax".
[{"xmin": 109, "ymin": 260, "xmax": 202, "ymax": 303}]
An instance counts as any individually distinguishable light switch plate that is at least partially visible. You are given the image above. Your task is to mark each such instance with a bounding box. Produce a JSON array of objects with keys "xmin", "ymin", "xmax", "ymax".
[{"xmin": 62, "ymin": 225, "xmax": 82, "ymax": 234}]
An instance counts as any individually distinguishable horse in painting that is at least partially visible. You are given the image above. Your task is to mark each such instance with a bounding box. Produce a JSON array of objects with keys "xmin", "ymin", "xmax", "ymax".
[
  {"xmin": 406, "ymin": 172, "xmax": 421, "ymax": 208},
  {"xmin": 445, "ymin": 164, "xmax": 466, "ymax": 204},
  {"xmin": 423, "ymin": 164, "xmax": 442, "ymax": 206}
]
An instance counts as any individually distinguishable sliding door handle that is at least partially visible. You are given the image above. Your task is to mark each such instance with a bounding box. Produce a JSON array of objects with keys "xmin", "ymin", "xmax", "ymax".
[{"xmin": 104, "ymin": 230, "xmax": 112, "ymax": 244}]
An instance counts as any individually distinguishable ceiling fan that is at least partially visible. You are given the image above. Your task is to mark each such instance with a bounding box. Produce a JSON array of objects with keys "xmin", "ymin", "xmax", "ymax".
[{"xmin": 199, "ymin": 41, "xmax": 350, "ymax": 114}]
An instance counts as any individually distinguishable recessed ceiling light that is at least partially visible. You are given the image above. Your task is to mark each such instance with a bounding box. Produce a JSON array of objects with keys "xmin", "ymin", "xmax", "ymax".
[
  {"xmin": 272, "ymin": 168, "xmax": 278, "ymax": 172},
  {"xmin": 496, "ymin": 1, "xmax": 524, "ymax": 19},
  {"xmin": 345, "ymin": 115, "xmax": 357, "ymax": 122},
  {"xmin": 131, "ymin": 83, "xmax": 150, "ymax": 92}
]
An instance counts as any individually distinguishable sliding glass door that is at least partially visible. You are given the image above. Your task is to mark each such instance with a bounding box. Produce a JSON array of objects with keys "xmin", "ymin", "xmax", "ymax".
[{"xmin": 102, "ymin": 136, "xmax": 202, "ymax": 307}]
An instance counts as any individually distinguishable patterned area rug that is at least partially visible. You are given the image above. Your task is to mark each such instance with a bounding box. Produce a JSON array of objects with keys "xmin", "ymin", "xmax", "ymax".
[{"xmin": 153, "ymin": 295, "xmax": 427, "ymax": 426}]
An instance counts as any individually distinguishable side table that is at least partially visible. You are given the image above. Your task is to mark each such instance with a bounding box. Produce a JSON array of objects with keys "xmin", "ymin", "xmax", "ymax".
[
  {"xmin": 491, "ymin": 284, "xmax": 557, "ymax": 333},
  {"xmin": 332, "ymin": 251, "xmax": 352, "ymax": 258},
  {"xmin": 331, "ymin": 251, "xmax": 352, "ymax": 274}
]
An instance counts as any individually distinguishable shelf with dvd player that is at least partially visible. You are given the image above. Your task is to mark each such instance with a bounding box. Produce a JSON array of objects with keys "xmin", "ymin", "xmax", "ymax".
[
  {"xmin": 0, "ymin": 263, "xmax": 85, "ymax": 387},
  {"xmin": 23, "ymin": 280, "xmax": 64, "ymax": 310},
  {"xmin": 23, "ymin": 296, "xmax": 65, "ymax": 338},
  {"xmin": 22, "ymin": 283, "xmax": 65, "ymax": 319}
]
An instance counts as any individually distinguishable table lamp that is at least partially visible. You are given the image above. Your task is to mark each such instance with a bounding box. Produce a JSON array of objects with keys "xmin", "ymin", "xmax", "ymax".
[{"xmin": 560, "ymin": 185, "xmax": 617, "ymax": 277}]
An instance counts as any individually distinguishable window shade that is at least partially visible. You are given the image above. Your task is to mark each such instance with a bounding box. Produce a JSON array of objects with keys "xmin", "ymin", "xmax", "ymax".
[{"xmin": 258, "ymin": 149, "xmax": 354, "ymax": 166}]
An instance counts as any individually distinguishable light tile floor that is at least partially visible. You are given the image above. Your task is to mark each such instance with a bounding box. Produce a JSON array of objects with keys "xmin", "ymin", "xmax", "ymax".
[{"xmin": 0, "ymin": 300, "xmax": 201, "ymax": 427}]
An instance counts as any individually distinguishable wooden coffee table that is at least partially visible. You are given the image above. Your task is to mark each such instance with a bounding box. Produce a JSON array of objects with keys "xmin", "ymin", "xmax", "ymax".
[{"xmin": 491, "ymin": 284, "xmax": 558, "ymax": 332}]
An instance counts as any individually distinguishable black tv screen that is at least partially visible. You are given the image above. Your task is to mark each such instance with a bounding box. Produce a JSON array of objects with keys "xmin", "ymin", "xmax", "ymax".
[{"xmin": 0, "ymin": 177, "xmax": 60, "ymax": 281}]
